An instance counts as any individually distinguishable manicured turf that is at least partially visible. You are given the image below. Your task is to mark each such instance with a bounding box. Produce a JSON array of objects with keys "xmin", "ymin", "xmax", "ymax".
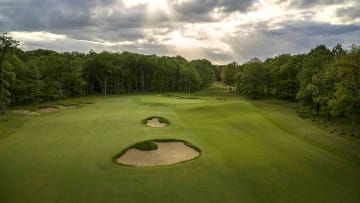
[{"xmin": 1, "ymin": 87, "xmax": 360, "ymax": 202}]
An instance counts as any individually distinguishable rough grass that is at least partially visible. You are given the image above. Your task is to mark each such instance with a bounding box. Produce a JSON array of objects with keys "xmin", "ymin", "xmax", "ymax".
[{"xmin": 1, "ymin": 85, "xmax": 360, "ymax": 202}]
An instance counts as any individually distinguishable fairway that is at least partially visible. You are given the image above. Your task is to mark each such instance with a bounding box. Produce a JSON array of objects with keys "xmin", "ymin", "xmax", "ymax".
[{"xmin": 1, "ymin": 91, "xmax": 360, "ymax": 202}]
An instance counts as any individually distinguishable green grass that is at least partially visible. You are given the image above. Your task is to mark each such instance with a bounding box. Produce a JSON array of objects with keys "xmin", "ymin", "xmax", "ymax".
[
  {"xmin": 132, "ymin": 140, "xmax": 158, "ymax": 151},
  {"xmin": 1, "ymin": 85, "xmax": 360, "ymax": 202}
]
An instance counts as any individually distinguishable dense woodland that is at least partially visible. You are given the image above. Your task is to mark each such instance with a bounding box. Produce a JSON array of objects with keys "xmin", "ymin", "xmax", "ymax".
[
  {"xmin": 0, "ymin": 33, "xmax": 359, "ymax": 135},
  {"xmin": 220, "ymin": 44, "xmax": 360, "ymax": 136},
  {"xmin": 0, "ymin": 34, "xmax": 215, "ymax": 111}
]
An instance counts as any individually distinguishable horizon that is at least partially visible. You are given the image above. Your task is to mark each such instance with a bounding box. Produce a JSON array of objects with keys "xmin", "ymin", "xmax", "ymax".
[{"xmin": 1, "ymin": 0, "xmax": 360, "ymax": 64}]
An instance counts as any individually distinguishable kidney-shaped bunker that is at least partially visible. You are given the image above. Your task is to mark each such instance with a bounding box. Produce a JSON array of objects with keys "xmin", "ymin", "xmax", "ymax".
[{"xmin": 115, "ymin": 140, "xmax": 200, "ymax": 167}]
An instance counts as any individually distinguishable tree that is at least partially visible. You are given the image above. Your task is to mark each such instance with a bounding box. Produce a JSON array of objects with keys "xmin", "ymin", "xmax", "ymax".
[
  {"xmin": 297, "ymin": 45, "xmax": 333, "ymax": 115},
  {"xmin": 221, "ymin": 62, "xmax": 238, "ymax": 92},
  {"xmin": 235, "ymin": 61, "xmax": 266, "ymax": 99},
  {"xmin": 0, "ymin": 33, "xmax": 19, "ymax": 114},
  {"xmin": 85, "ymin": 52, "xmax": 116, "ymax": 96},
  {"xmin": 191, "ymin": 59, "xmax": 215, "ymax": 88},
  {"xmin": 329, "ymin": 46, "xmax": 360, "ymax": 136}
]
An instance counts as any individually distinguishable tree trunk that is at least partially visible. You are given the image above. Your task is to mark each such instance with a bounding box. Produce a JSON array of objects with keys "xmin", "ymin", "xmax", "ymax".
[
  {"xmin": 141, "ymin": 68, "xmax": 145, "ymax": 92},
  {"xmin": 352, "ymin": 103, "xmax": 356, "ymax": 136},
  {"xmin": 316, "ymin": 103, "xmax": 320, "ymax": 115},
  {"xmin": 104, "ymin": 76, "xmax": 107, "ymax": 96},
  {"xmin": 188, "ymin": 81, "xmax": 191, "ymax": 95},
  {"xmin": 135, "ymin": 67, "xmax": 138, "ymax": 92},
  {"xmin": 117, "ymin": 74, "xmax": 120, "ymax": 95},
  {"xmin": 121, "ymin": 74, "xmax": 124, "ymax": 94}
]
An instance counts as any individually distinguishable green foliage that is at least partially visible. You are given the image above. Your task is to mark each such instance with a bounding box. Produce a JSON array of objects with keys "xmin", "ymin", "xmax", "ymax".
[
  {"xmin": 297, "ymin": 45, "xmax": 333, "ymax": 111},
  {"xmin": 264, "ymin": 54, "xmax": 303, "ymax": 100},
  {"xmin": 191, "ymin": 59, "xmax": 215, "ymax": 88},
  {"xmin": 221, "ymin": 44, "xmax": 359, "ymax": 135},
  {"xmin": 220, "ymin": 62, "xmax": 238, "ymax": 91},
  {"xmin": 1, "ymin": 47, "xmax": 214, "ymax": 109},
  {"xmin": 235, "ymin": 61, "xmax": 266, "ymax": 99},
  {"xmin": 0, "ymin": 33, "xmax": 19, "ymax": 114}
]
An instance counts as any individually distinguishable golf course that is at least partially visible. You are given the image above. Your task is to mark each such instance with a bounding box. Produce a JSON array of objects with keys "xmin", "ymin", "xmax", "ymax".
[{"xmin": 1, "ymin": 84, "xmax": 360, "ymax": 203}]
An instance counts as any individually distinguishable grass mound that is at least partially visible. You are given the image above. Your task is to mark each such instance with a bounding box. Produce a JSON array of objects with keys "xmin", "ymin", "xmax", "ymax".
[{"xmin": 133, "ymin": 140, "xmax": 158, "ymax": 151}]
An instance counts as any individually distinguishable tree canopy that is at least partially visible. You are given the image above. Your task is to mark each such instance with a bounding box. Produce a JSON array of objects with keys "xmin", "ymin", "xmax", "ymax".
[
  {"xmin": 219, "ymin": 44, "xmax": 360, "ymax": 136},
  {"xmin": 0, "ymin": 45, "xmax": 216, "ymax": 110}
]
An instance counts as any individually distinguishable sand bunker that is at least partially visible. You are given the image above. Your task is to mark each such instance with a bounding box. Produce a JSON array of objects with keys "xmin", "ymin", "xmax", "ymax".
[
  {"xmin": 116, "ymin": 141, "xmax": 200, "ymax": 166},
  {"xmin": 61, "ymin": 104, "xmax": 78, "ymax": 109},
  {"xmin": 12, "ymin": 110, "xmax": 39, "ymax": 116},
  {"xmin": 38, "ymin": 107, "xmax": 58, "ymax": 113},
  {"xmin": 146, "ymin": 117, "xmax": 167, "ymax": 128}
]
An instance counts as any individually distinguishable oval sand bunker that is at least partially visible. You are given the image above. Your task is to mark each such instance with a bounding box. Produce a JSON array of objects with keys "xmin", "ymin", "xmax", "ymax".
[{"xmin": 116, "ymin": 141, "xmax": 200, "ymax": 166}]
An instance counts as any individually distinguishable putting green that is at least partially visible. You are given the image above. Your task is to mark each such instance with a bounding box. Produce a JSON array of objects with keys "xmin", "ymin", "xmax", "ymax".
[{"xmin": 0, "ymin": 89, "xmax": 360, "ymax": 202}]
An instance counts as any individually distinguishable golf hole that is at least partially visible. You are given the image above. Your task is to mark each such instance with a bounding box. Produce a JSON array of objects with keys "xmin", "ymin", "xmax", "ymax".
[{"xmin": 115, "ymin": 140, "xmax": 201, "ymax": 167}]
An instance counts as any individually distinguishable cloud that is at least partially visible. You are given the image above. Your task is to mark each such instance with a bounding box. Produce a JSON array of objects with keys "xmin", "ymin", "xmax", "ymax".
[
  {"xmin": 0, "ymin": 0, "xmax": 359, "ymax": 64},
  {"xmin": 226, "ymin": 22, "xmax": 360, "ymax": 62}
]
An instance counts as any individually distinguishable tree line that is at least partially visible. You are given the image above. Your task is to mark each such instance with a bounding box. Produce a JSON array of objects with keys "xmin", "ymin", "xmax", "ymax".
[
  {"xmin": 1, "ymin": 33, "xmax": 359, "ymax": 135},
  {"xmin": 220, "ymin": 44, "xmax": 360, "ymax": 136},
  {"xmin": 0, "ymin": 33, "xmax": 215, "ymax": 114}
]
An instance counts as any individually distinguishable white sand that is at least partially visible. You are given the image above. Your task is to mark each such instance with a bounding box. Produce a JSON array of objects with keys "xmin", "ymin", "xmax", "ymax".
[{"xmin": 116, "ymin": 142, "xmax": 200, "ymax": 166}]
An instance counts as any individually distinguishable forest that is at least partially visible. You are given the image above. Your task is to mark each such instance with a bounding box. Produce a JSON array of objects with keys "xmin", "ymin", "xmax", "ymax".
[
  {"xmin": 0, "ymin": 33, "xmax": 359, "ymax": 135},
  {"xmin": 220, "ymin": 44, "xmax": 360, "ymax": 136},
  {"xmin": 0, "ymin": 34, "xmax": 215, "ymax": 110}
]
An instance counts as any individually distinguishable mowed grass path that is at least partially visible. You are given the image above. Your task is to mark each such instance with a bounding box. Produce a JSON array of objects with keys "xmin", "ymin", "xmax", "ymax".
[{"xmin": 1, "ymin": 91, "xmax": 360, "ymax": 202}]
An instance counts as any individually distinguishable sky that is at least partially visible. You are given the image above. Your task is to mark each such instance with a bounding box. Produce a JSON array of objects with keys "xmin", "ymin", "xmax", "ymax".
[{"xmin": 0, "ymin": 0, "xmax": 359, "ymax": 64}]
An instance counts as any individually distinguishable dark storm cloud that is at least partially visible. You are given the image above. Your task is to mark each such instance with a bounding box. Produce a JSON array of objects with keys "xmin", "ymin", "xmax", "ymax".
[
  {"xmin": 227, "ymin": 22, "xmax": 360, "ymax": 62},
  {"xmin": 0, "ymin": 0, "xmax": 255, "ymax": 32},
  {"xmin": 0, "ymin": 0, "xmax": 115, "ymax": 30},
  {"xmin": 170, "ymin": 0, "xmax": 255, "ymax": 21},
  {"xmin": 0, "ymin": 0, "xmax": 252, "ymax": 43},
  {"xmin": 1, "ymin": 0, "xmax": 360, "ymax": 63},
  {"xmin": 0, "ymin": 0, "xmax": 149, "ymax": 42},
  {"xmin": 276, "ymin": 22, "xmax": 360, "ymax": 36}
]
